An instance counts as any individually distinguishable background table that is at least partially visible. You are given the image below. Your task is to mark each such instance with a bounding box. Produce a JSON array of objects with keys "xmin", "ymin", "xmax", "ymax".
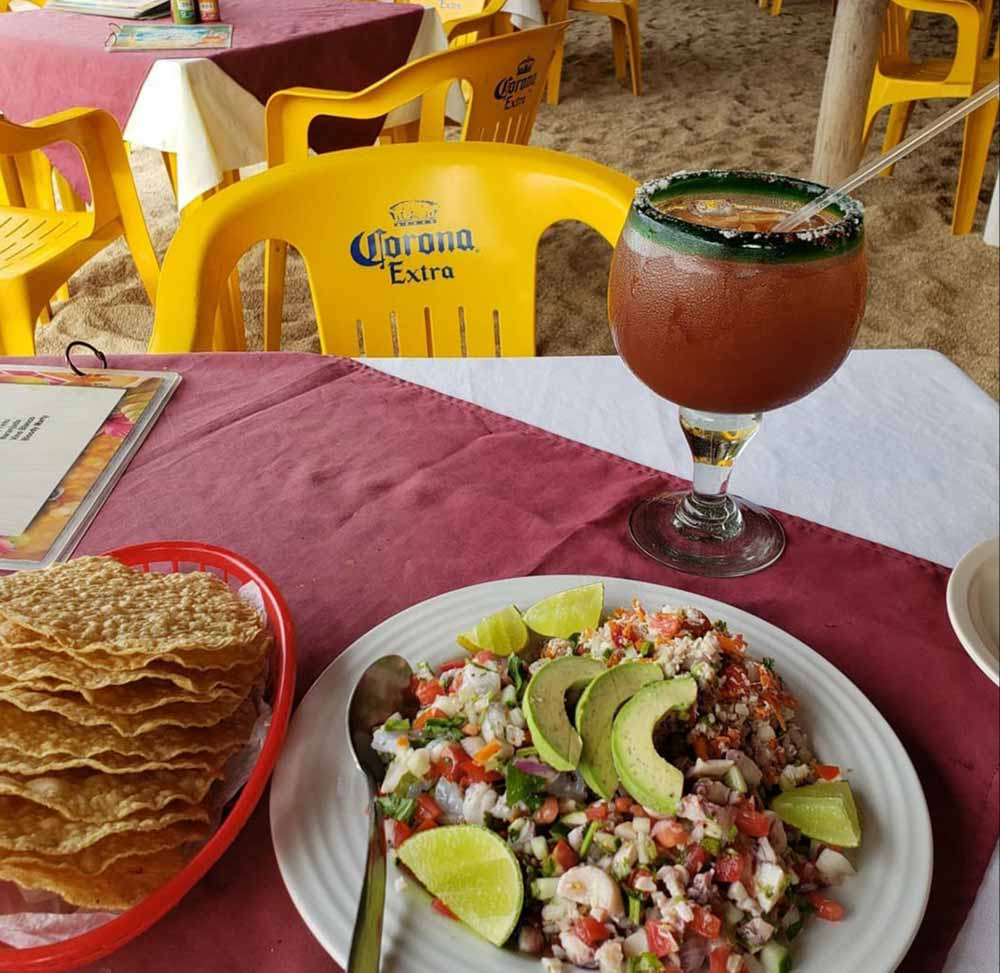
[
  {"xmin": 0, "ymin": 0, "xmax": 449, "ymax": 209},
  {"xmin": 365, "ymin": 348, "xmax": 1000, "ymax": 973}
]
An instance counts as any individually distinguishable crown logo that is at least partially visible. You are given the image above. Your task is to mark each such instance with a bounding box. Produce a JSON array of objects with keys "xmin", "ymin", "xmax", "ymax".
[
  {"xmin": 516, "ymin": 56, "xmax": 535, "ymax": 76},
  {"xmin": 388, "ymin": 200, "xmax": 439, "ymax": 227}
]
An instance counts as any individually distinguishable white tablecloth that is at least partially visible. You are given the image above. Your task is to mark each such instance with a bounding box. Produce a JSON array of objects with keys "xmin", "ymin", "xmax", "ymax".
[
  {"xmin": 122, "ymin": 8, "xmax": 456, "ymax": 209},
  {"xmin": 365, "ymin": 349, "xmax": 1000, "ymax": 973}
]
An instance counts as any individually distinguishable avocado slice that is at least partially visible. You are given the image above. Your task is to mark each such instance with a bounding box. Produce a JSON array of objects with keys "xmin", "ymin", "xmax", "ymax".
[
  {"xmin": 611, "ymin": 677, "xmax": 698, "ymax": 814},
  {"xmin": 575, "ymin": 661, "xmax": 664, "ymax": 799},
  {"xmin": 523, "ymin": 656, "xmax": 605, "ymax": 771}
]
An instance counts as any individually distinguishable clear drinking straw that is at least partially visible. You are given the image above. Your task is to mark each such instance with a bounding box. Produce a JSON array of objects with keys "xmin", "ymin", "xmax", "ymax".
[{"xmin": 772, "ymin": 80, "xmax": 1000, "ymax": 233}]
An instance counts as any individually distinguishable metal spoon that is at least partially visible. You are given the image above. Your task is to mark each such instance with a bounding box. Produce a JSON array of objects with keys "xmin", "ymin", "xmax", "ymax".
[{"xmin": 346, "ymin": 655, "xmax": 416, "ymax": 973}]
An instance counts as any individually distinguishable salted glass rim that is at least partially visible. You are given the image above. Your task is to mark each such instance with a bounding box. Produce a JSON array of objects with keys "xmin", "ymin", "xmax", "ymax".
[{"xmin": 632, "ymin": 169, "xmax": 864, "ymax": 250}]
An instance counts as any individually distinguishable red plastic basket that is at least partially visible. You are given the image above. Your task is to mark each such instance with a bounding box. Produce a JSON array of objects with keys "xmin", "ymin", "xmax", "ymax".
[{"xmin": 0, "ymin": 542, "xmax": 296, "ymax": 973}]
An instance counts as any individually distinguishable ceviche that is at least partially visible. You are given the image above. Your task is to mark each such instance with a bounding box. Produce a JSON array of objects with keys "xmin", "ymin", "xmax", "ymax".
[{"xmin": 371, "ymin": 588, "xmax": 861, "ymax": 973}]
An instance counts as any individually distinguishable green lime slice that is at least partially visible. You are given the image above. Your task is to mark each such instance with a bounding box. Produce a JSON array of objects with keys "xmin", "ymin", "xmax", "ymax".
[
  {"xmin": 770, "ymin": 780, "xmax": 862, "ymax": 848},
  {"xmin": 397, "ymin": 825, "xmax": 524, "ymax": 946},
  {"xmin": 456, "ymin": 604, "xmax": 529, "ymax": 656},
  {"xmin": 522, "ymin": 583, "xmax": 604, "ymax": 639}
]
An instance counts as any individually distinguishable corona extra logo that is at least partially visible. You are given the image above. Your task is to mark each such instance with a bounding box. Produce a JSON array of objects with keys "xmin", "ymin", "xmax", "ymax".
[
  {"xmin": 493, "ymin": 57, "xmax": 538, "ymax": 110},
  {"xmin": 349, "ymin": 200, "xmax": 475, "ymax": 285}
]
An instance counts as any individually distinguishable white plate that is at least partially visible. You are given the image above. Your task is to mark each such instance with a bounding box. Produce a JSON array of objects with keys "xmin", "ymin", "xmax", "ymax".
[
  {"xmin": 271, "ymin": 576, "xmax": 933, "ymax": 973},
  {"xmin": 946, "ymin": 536, "xmax": 1000, "ymax": 686}
]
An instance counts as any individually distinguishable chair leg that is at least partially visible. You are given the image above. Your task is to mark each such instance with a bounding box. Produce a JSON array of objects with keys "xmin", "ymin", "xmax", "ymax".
[
  {"xmin": 53, "ymin": 169, "xmax": 84, "ymax": 304},
  {"xmin": 624, "ymin": 6, "xmax": 642, "ymax": 96},
  {"xmin": 770, "ymin": 0, "xmax": 783, "ymax": 14},
  {"xmin": 611, "ymin": 18, "xmax": 627, "ymax": 83},
  {"xmin": 952, "ymin": 95, "xmax": 999, "ymax": 234},
  {"xmin": 879, "ymin": 101, "xmax": 915, "ymax": 178},
  {"xmin": 263, "ymin": 240, "xmax": 288, "ymax": 352},
  {"xmin": 544, "ymin": 0, "xmax": 568, "ymax": 105}
]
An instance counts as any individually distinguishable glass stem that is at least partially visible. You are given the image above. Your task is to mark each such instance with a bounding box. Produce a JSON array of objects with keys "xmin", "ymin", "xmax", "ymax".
[{"xmin": 674, "ymin": 408, "xmax": 762, "ymax": 541}]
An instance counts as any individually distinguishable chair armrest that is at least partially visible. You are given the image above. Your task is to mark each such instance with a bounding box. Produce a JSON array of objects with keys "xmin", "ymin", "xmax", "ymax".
[{"xmin": 445, "ymin": 0, "xmax": 508, "ymax": 42}]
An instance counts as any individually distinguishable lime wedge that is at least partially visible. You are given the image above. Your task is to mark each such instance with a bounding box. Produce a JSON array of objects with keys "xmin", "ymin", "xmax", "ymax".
[
  {"xmin": 522, "ymin": 583, "xmax": 604, "ymax": 639},
  {"xmin": 397, "ymin": 825, "xmax": 524, "ymax": 946},
  {"xmin": 456, "ymin": 604, "xmax": 529, "ymax": 656},
  {"xmin": 771, "ymin": 780, "xmax": 862, "ymax": 848}
]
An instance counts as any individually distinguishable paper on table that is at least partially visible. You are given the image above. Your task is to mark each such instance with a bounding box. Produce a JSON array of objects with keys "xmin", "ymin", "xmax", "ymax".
[
  {"xmin": 0, "ymin": 384, "xmax": 125, "ymax": 537},
  {"xmin": 0, "ymin": 581, "xmax": 273, "ymax": 949}
]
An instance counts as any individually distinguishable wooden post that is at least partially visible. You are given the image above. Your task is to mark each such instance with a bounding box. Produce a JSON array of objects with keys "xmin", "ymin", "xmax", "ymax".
[{"xmin": 811, "ymin": 0, "xmax": 890, "ymax": 186}]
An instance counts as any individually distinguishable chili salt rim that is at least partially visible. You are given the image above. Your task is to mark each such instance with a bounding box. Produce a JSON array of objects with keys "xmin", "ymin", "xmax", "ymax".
[{"xmin": 632, "ymin": 169, "xmax": 864, "ymax": 250}]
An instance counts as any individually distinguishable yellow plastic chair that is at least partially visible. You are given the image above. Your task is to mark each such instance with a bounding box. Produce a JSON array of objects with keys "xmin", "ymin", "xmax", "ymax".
[
  {"xmin": 149, "ymin": 142, "xmax": 635, "ymax": 357},
  {"xmin": 262, "ymin": 25, "xmax": 569, "ymax": 350},
  {"xmin": 569, "ymin": 0, "xmax": 641, "ymax": 96},
  {"xmin": 399, "ymin": 0, "xmax": 510, "ymax": 43},
  {"xmin": 0, "ymin": 109, "xmax": 158, "ymax": 355},
  {"xmin": 952, "ymin": 37, "xmax": 999, "ymax": 233},
  {"xmin": 759, "ymin": 0, "xmax": 782, "ymax": 14},
  {"xmin": 864, "ymin": 0, "xmax": 994, "ymax": 170}
]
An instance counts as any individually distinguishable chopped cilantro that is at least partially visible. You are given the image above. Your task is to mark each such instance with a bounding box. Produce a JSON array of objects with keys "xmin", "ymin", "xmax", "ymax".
[
  {"xmin": 505, "ymin": 762, "xmax": 547, "ymax": 807},
  {"xmin": 376, "ymin": 794, "xmax": 416, "ymax": 823},
  {"xmin": 762, "ymin": 656, "xmax": 776, "ymax": 671},
  {"xmin": 415, "ymin": 716, "xmax": 466, "ymax": 741},
  {"xmin": 714, "ymin": 619, "xmax": 730, "ymax": 634},
  {"xmin": 568, "ymin": 633, "xmax": 581, "ymax": 646},
  {"xmin": 507, "ymin": 653, "xmax": 527, "ymax": 695}
]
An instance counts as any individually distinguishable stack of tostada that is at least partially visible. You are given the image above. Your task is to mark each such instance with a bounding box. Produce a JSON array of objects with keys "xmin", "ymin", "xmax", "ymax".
[{"xmin": 0, "ymin": 556, "xmax": 268, "ymax": 910}]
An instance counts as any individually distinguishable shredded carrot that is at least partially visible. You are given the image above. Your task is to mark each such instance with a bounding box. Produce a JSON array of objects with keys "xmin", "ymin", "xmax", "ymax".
[
  {"xmin": 413, "ymin": 708, "xmax": 445, "ymax": 730},
  {"xmin": 473, "ymin": 741, "xmax": 501, "ymax": 765}
]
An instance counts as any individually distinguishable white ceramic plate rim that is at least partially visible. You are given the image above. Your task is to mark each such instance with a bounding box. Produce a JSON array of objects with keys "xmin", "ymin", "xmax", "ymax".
[
  {"xmin": 271, "ymin": 576, "xmax": 933, "ymax": 973},
  {"xmin": 946, "ymin": 536, "xmax": 1000, "ymax": 686}
]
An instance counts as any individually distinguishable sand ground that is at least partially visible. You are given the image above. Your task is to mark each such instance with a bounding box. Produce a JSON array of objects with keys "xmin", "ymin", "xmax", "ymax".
[{"xmin": 32, "ymin": 0, "xmax": 1000, "ymax": 396}]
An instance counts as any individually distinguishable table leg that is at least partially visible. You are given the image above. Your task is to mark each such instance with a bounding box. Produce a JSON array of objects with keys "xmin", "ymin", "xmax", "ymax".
[{"xmin": 810, "ymin": 0, "xmax": 890, "ymax": 186}]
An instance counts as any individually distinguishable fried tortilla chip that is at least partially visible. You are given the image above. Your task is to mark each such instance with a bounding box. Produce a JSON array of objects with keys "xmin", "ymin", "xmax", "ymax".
[
  {"xmin": 0, "ymin": 766, "xmax": 221, "ymax": 822},
  {"xmin": 0, "ymin": 556, "xmax": 262, "ymax": 655},
  {"xmin": 0, "ymin": 797, "xmax": 209, "ymax": 854},
  {"xmin": 0, "ymin": 682, "xmax": 245, "ymax": 735},
  {"xmin": 0, "ymin": 698, "xmax": 257, "ymax": 761},
  {"xmin": 0, "ymin": 845, "xmax": 193, "ymax": 909},
  {"xmin": 0, "ymin": 819, "xmax": 209, "ymax": 876},
  {"xmin": 0, "ymin": 642, "xmax": 265, "ymax": 694},
  {"xmin": 61, "ymin": 634, "xmax": 270, "ymax": 673},
  {"xmin": 0, "ymin": 746, "xmax": 234, "ymax": 776}
]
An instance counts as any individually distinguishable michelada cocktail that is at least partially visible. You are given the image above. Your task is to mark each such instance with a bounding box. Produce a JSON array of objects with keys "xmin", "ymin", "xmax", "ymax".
[{"xmin": 608, "ymin": 170, "xmax": 866, "ymax": 577}]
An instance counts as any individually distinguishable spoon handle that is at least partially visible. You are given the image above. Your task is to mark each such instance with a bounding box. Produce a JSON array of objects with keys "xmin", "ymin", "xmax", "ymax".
[{"xmin": 347, "ymin": 794, "xmax": 386, "ymax": 973}]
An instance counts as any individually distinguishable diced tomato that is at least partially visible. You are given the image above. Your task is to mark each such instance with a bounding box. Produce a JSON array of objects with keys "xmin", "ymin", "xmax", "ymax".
[
  {"xmin": 807, "ymin": 891, "xmax": 845, "ymax": 921},
  {"xmin": 715, "ymin": 851, "xmax": 746, "ymax": 883},
  {"xmin": 438, "ymin": 659, "xmax": 467, "ymax": 675},
  {"xmin": 573, "ymin": 916, "xmax": 611, "ymax": 947},
  {"xmin": 735, "ymin": 805, "xmax": 771, "ymax": 838},
  {"xmin": 614, "ymin": 796, "xmax": 634, "ymax": 813},
  {"xmin": 413, "ymin": 707, "xmax": 446, "ymax": 730},
  {"xmin": 392, "ymin": 820, "xmax": 413, "ymax": 846},
  {"xmin": 414, "ymin": 678, "xmax": 444, "ymax": 707},
  {"xmin": 815, "ymin": 763, "xmax": 841, "ymax": 781},
  {"xmin": 413, "ymin": 817, "xmax": 438, "ymax": 835},
  {"xmin": 710, "ymin": 946, "xmax": 735, "ymax": 973},
  {"xmin": 717, "ymin": 633, "xmax": 746, "ymax": 657},
  {"xmin": 431, "ymin": 898, "xmax": 457, "ymax": 919},
  {"xmin": 534, "ymin": 795, "xmax": 560, "ymax": 825},
  {"xmin": 691, "ymin": 906, "xmax": 722, "ymax": 940},
  {"xmin": 551, "ymin": 840, "xmax": 578, "ymax": 871},
  {"xmin": 679, "ymin": 609, "xmax": 711, "ymax": 637},
  {"xmin": 645, "ymin": 919, "xmax": 678, "ymax": 957},
  {"xmin": 586, "ymin": 801, "xmax": 610, "ymax": 821},
  {"xmin": 462, "ymin": 762, "xmax": 501, "ymax": 784},
  {"xmin": 692, "ymin": 735, "xmax": 710, "ymax": 761},
  {"xmin": 650, "ymin": 613, "xmax": 682, "ymax": 639},
  {"xmin": 415, "ymin": 794, "xmax": 442, "ymax": 822},
  {"xmin": 438, "ymin": 744, "xmax": 467, "ymax": 782},
  {"xmin": 651, "ymin": 819, "xmax": 689, "ymax": 849},
  {"xmin": 474, "ymin": 650, "xmax": 496, "ymax": 665},
  {"xmin": 685, "ymin": 844, "xmax": 709, "ymax": 874}
]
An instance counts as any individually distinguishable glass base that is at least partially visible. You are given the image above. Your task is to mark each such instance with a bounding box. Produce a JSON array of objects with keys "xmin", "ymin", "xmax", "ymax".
[{"xmin": 629, "ymin": 490, "xmax": 786, "ymax": 578}]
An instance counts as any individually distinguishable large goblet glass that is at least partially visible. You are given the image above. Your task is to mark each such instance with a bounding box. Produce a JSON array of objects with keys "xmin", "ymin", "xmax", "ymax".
[{"xmin": 608, "ymin": 171, "xmax": 867, "ymax": 577}]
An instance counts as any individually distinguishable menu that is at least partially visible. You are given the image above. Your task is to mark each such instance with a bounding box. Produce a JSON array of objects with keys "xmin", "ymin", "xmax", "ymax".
[{"xmin": 0, "ymin": 365, "xmax": 180, "ymax": 570}]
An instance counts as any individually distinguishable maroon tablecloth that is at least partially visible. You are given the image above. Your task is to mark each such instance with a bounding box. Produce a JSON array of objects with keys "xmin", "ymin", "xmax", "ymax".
[
  {"xmin": 1, "ymin": 353, "xmax": 997, "ymax": 973},
  {"xmin": 0, "ymin": 0, "xmax": 424, "ymax": 200}
]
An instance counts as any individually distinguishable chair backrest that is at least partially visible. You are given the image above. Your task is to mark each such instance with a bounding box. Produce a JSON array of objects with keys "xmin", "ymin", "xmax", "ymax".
[
  {"xmin": 266, "ymin": 25, "xmax": 568, "ymax": 168},
  {"xmin": 150, "ymin": 142, "xmax": 636, "ymax": 357}
]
